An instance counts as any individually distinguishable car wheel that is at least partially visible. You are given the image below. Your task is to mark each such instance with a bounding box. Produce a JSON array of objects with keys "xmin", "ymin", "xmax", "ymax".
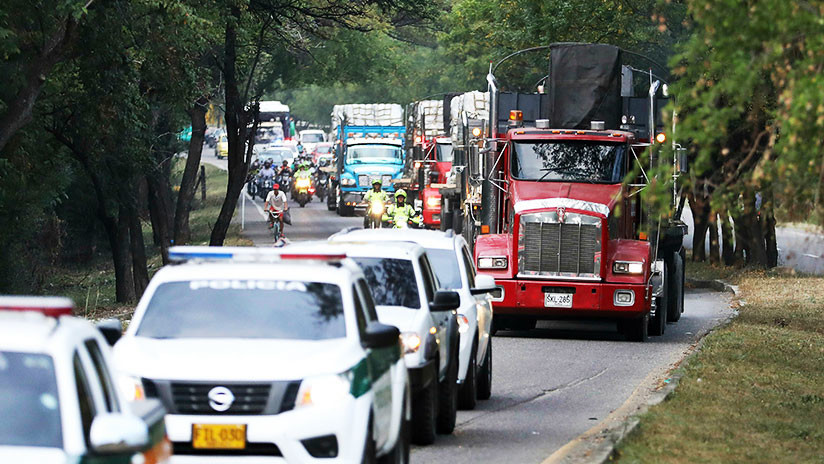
[
  {"xmin": 436, "ymin": 343, "xmax": 458, "ymax": 434},
  {"xmin": 458, "ymin": 338, "xmax": 478, "ymax": 410},
  {"xmin": 410, "ymin": 375, "xmax": 437, "ymax": 445},
  {"xmin": 649, "ymin": 261, "xmax": 668, "ymax": 336},
  {"xmin": 361, "ymin": 416, "xmax": 377, "ymax": 464},
  {"xmin": 476, "ymin": 340, "xmax": 492, "ymax": 400},
  {"xmin": 378, "ymin": 398, "xmax": 410, "ymax": 464}
]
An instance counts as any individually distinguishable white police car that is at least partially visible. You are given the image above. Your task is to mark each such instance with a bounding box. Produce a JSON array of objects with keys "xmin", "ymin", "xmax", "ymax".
[
  {"xmin": 112, "ymin": 247, "xmax": 410, "ymax": 463},
  {"xmin": 279, "ymin": 241, "xmax": 462, "ymax": 446},
  {"xmin": 330, "ymin": 228, "xmax": 497, "ymax": 409},
  {"xmin": 0, "ymin": 296, "xmax": 170, "ymax": 464}
]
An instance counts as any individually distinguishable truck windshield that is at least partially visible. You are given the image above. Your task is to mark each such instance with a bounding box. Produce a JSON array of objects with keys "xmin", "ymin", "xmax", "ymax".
[
  {"xmin": 0, "ymin": 351, "xmax": 62, "ymax": 448},
  {"xmin": 511, "ymin": 141, "xmax": 625, "ymax": 183},
  {"xmin": 136, "ymin": 281, "xmax": 346, "ymax": 340},
  {"xmin": 436, "ymin": 143, "xmax": 454, "ymax": 162},
  {"xmin": 346, "ymin": 145, "xmax": 402, "ymax": 164},
  {"xmin": 350, "ymin": 258, "xmax": 421, "ymax": 309}
]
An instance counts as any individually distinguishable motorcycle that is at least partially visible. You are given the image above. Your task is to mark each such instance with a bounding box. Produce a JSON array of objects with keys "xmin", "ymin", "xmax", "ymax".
[
  {"xmin": 256, "ymin": 176, "xmax": 274, "ymax": 200},
  {"xmin": 277, "ymin": 172, "xmax": 292, "ymax": 194},
  {"xmin": 364, "ymin": 199, "xmax": 387, "ymax": 229},
  {"xmin": 268, "ymin": 210, "xmax": 284, "ymax": 241},
  {"xmin": 294, "ymin": 175, "xmax": 312, "ymax": 207},
  {"xmin": 387, "ymin": 210, "xmax": 423, "ymax": 229},
  {"xmin": 315, "ymin": 170, "xmax": 329, "ymax": 201}
]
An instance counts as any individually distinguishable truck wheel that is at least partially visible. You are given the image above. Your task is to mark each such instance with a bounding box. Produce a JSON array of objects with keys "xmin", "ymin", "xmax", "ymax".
[
  {"xmin": 476, "ymin": 340, "xmax": 492, "ymax": 400},
  {"xmin": 436, "ymin": 345, "xmax": 458, "ymax": 434},
  {"xmin": 649, "ymin": 262, "xmax": 668, "ymax": 336},
  {"xmin": 667, "ymin": 251, "xmax": 685, "ymax": 322},
  {"xmin": 458, "ymin": 338, "xmax": 478, "ymax": 410},
  {"xmin": 378, "ymin": 396, "xmax": 410, "ymax": 464},
  {"xmin": 621, "ymin": 313, "xmax": 648, "ymax": 342},
  {"xmin": 410, "ymin": 376, "xmax": 437, "ymax": 445}
]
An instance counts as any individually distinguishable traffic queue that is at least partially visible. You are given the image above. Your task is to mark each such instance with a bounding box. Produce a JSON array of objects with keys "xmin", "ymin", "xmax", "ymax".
[{"xmin": 0, "ymin": 228, "xmax": 497, "ymax": 463}]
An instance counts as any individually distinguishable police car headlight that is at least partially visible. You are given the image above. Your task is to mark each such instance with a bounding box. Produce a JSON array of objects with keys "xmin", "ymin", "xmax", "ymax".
[
  {"xmin": 297, "ymin": 373, "xmax": 352, "ymax": 408},
  {"xmin": 117, "ymin": 375, "xmax": 146, "ymax": 402},
  {"xmin": 478, "ymin": 256, "xmax": 507, "ymax": 270},
  {"xmin": 400, "ymin": 332, "xmax": 422, "ymax": 354},
  {"xmin": 340, "ymin": 177, "xmax": 355, "ymax": 187}
]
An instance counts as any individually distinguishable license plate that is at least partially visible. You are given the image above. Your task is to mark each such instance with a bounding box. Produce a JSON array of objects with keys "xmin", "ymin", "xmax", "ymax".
[
  {"xmin": 544, "ymin": 293, "xmax": 573, "ymax": 308},
  {"xmin": 192, "ymin": 424, "xmax": 246, "ymax": 450}
]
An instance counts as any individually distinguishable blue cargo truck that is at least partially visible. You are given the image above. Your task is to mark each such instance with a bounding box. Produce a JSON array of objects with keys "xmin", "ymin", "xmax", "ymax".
[{"xmin": 334, "ymin": 124, "xmax": 406, "ymax": 216}]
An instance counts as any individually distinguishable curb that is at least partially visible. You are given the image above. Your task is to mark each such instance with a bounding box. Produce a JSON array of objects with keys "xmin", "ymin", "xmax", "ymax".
[{"xmin": 543, "ymin": 284, "xmax": 740, "ymax": 464}]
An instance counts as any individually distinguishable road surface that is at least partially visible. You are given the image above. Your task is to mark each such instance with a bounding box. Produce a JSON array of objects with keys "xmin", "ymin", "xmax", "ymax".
[{"xmin": 200, "ymin": 145, "xmax": 736, "ymax": 463}]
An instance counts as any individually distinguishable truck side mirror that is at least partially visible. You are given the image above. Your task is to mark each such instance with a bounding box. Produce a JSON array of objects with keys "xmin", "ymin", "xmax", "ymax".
[
  {"xmin": 676, "ymin": 147, "xmax": 688, "ymax": 173},
  {"xmin": 468, "ymin": 145, "xmax": 480, "ymax": 178}
]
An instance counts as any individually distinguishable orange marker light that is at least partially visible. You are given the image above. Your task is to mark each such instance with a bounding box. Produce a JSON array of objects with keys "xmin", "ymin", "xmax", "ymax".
[
  {"xmin": 509, "ymin": 110, "xmax": 523, "ymax": 122},
  {"xmin": 481, "ymin": 225, "xmax": 490, "ymax": 234},
  {"xmin": 639, "ymin": 232, "xmax": 648, "ymax": 240},
  {"xmin": 472, "ymin": 127, "xmax": 482, "ymax": 137},
  {"xmin": 655, "ymin": 132, "xmax": 667, "ymax": 144}
]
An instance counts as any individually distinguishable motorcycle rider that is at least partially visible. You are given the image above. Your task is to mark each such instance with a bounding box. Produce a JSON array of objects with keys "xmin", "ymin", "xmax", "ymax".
[
  {"xmin": 382, "ymin": 189, "xmax": 422, "ymax": 228},
  {"xmin": 258, "ymin": 160, "xmax": 276, "ymax": 181},
  {"xmin": 279, "ymin": 160, "xmax": 292, "ymax": 176},
  {"xmin": 264, "ymin": 183, "xmax": 288, "ymax": 236},
  {"xmin": 363, "ymin": 179, "xmax": 388, "ymax": 228}
]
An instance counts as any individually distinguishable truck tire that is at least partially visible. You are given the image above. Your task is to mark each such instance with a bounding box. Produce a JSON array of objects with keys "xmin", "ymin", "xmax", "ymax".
[
  {"xmin": 378, "ymin": 396, "xmax": 410, "ymax": 464},
  {"xmin": 458, "ymin": 338, "xmax": 478, "ymax": 410},
  {"xmin": 410, "ymin": 376, "xmax": 437, "ymax": 445},
  {"xmin": 667, "ymin": 250, "xmax": 685, "ymax": 322},
  {"xmin": 649, "ymin": 262, "xmax": 668, "ymax": 336},
  {"xmin": 436, "ymin": 345, "xmax": 458, "ymax": 434},
  {"xmin": 621, "ymin": 313, "xmax": 648, "ymax": 342},
  {"xmin": 476, "ymin": 340, "xmax": 492, "ymax": 400}
]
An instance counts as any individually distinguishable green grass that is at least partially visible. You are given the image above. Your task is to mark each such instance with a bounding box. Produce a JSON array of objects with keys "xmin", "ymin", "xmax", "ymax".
[
  {"xmin": 46, "ymin": 161, "xmax": 251, "ymax": 319},
  {"xmin": 614, "ymin": 271, "xmax": 824, "ymax": 463}
]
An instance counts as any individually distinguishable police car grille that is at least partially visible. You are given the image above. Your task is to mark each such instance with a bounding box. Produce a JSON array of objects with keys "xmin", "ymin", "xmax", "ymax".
[{"xmin": 171, "ymin": 383, "xmax": 271, "ymax": 415}]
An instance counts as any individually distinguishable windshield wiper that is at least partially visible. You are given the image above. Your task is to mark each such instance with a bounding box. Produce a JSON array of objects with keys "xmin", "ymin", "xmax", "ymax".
[{"xmin": 536, "ymin": 167, "xmax": 598, "ymax": 183}]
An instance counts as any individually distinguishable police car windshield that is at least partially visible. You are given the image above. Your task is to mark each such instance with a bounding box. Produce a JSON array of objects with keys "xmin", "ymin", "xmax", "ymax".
[
  {"xmin": 346, "ymin": 145, "xmax": 402, "ymax": 164},
  {"xmin": 0, "ymin": 351, "xmax": 62, "ymax": 448},
  {"xmin": 136, "ymin": 281, "xmax": 346, "ymax": 340},
  {"xmin": 425, "ymin": 249, "xmax": 462, "ymax": 289},
  {"xmin": 350, "ymin": 258, "xmax": 421, "ymax": 309}
]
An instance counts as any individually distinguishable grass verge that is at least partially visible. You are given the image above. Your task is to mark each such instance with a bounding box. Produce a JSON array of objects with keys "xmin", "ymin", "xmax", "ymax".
[
  {"xmin": 614, "ymin": 268, "xmax": 824, "ymax": 463},
  {"xmin": 46, "ymin": 161, "xmax": 252, "ymax": 319}
]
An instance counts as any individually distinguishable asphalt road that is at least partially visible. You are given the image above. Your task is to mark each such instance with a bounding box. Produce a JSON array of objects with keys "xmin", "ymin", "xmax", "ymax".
[{"xmin": 200, "ymin": 144, "xmax": 735, "ymax": 463}]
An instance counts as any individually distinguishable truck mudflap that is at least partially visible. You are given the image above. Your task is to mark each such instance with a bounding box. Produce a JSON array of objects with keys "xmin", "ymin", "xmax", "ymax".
[{"xmin": 490, "ymin": 279, "xmax": 650, "ymax": 318}]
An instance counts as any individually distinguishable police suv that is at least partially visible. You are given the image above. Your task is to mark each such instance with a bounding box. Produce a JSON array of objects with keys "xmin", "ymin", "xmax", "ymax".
[
  {"xmin": 0, "ymin": 296, "xmax": 170, "ymax": 464},
  {"xmin": 330, "ymin": 228, "xmax": 497, "ymax": 409},
  {"xmin": 280, "ymin": 241, "xmax": 461, "ymax": 446},
  {"xmin": 112, "ymin": 247, "xmax": 410, "ymax": 463}
]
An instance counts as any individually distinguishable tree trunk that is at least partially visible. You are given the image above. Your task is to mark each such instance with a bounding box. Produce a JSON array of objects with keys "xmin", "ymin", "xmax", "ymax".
[
  {"xmin": 740, "ymin": 194, "xmax": 768, "ymax": 268},
  {"xmin": 762, "ymin": 190, "xmax": 778, "ymax": 268},
  {"xmin": 720, "ymin": 211, "xmax": 735, "ymax": 265},
  {"xmin": 0, "ymin": 19, "xmax": 77, "ymax": 153},
  {"xmin": 174, "ymin": 96, "xmax": 209, "ymax": 245},
  {"xmin": 689, "ymin": 193, "xmax": 710, "ymax": 262},
  {"xmin": 731, "ymin": 208, "xmax": 748, "ymax": 266},
  {"xmin": 210, "ymin": 5, "xmax": 248, "ymax": 246},
  {"xmin": 146, "ymin": 173, "xmax": 173, "ymax": 263},
  {"xmin": 128, "ymin": 206, "xmax": 150, "ymax": 299},
  {"xmin": 112, "ymin": 205, "xmax": 136, "ymax": 303},
  {"xmin": 708, "ymin": 212, "xmax": 720, "ymax": 264}
]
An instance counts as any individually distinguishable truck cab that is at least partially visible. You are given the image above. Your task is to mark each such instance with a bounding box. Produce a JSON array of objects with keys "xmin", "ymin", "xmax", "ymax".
[{"xmin": 336, "ymin": 134, "xmax": 405, "ymax": 216}]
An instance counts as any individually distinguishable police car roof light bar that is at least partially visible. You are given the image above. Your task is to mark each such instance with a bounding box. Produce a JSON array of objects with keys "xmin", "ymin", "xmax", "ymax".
[
  {"xmin": 168, "ymin": 246, "xmax": 284, "ymax": 263},
  {"xmin": 0, "ymin": 296, "xmax": 74, "ymax": 317}
]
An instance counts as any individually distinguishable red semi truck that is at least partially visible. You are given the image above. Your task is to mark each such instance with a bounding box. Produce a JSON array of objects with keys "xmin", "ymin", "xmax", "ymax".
[{"xmin": 440, "ymin": 43, "xmax": 688, "ymax": 341}]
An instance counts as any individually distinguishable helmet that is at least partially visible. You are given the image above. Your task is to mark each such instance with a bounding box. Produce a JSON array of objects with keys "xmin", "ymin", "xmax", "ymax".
[
  {"xmin": 264, "ymin": 161, "xmax": 272, "ymax": 168},
  {"xmin": 282, "ymin": 160, "xmax": 288, "ymax": 166},
  {"xmin": 394, "ymin": 189, "xmax": 407, "ymax": 199},
  {"xmin": 273, "ymin": 183, "xmax": 280, "ymax": 190},
  {"xmin": 372, "ymin": 178, "xmax": 382, "ymax": 186}
]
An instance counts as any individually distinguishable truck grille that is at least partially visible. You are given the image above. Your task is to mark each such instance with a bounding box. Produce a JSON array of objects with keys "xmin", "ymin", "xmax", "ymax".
[{"xmin": 518, "ymin": 211, "xmax": 602, "ymax": 279}]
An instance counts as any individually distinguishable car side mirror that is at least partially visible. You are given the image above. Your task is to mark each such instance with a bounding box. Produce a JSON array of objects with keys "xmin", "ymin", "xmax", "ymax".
[
  {"xmin": 90, "ymin": 412, "xmax": 149, "ymax": 454},
  {"xmin": 97, "ymin": 319, "xmax": 123, "ymax": 346},
  {"xmin": 430, "ymin": 290, "xmax": 460, "ymax": 312},
  {"xmin": 470, "ymin": 275, "xmax": 498, "ymax": 295},
  {"xmin": 362, "ymin": 322, "xmax": 401, "ymax": 349}
]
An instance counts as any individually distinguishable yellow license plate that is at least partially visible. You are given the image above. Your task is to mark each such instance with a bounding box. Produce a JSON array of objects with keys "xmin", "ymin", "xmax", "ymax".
[{"xmin": 192, "ymin": 424, "xmax": 246, "ymax": 450}]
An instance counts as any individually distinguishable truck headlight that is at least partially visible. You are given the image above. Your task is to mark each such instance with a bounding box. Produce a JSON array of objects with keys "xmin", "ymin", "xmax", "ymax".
[
  {"xmin": 613, "ymin": 261, "xmax": 644, "ymax": 274},
  {"xmin": 478, "ymin": 256, "xmax": 507, "ymax": 270},
  {"xmin": 400, "ymin": 332, "xmax": 422, "ymax": 354},
  {"xmin": 297, "ymin": 373, "xmax": 351, "ymax": 408},
  {"xmin": 426, "ymin": 196, "xmax": 441, "ymax": 209},
  {"xmin": 340, "ymin": 177, "xmax": 355, "ymax": 187},
  {"xmin": 614, "ymin": 290, "xmax": 635, "ymax": 306},
  {"xmin": 117, "ymin": 375, "xmax": 146, "ymax": 402}
]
